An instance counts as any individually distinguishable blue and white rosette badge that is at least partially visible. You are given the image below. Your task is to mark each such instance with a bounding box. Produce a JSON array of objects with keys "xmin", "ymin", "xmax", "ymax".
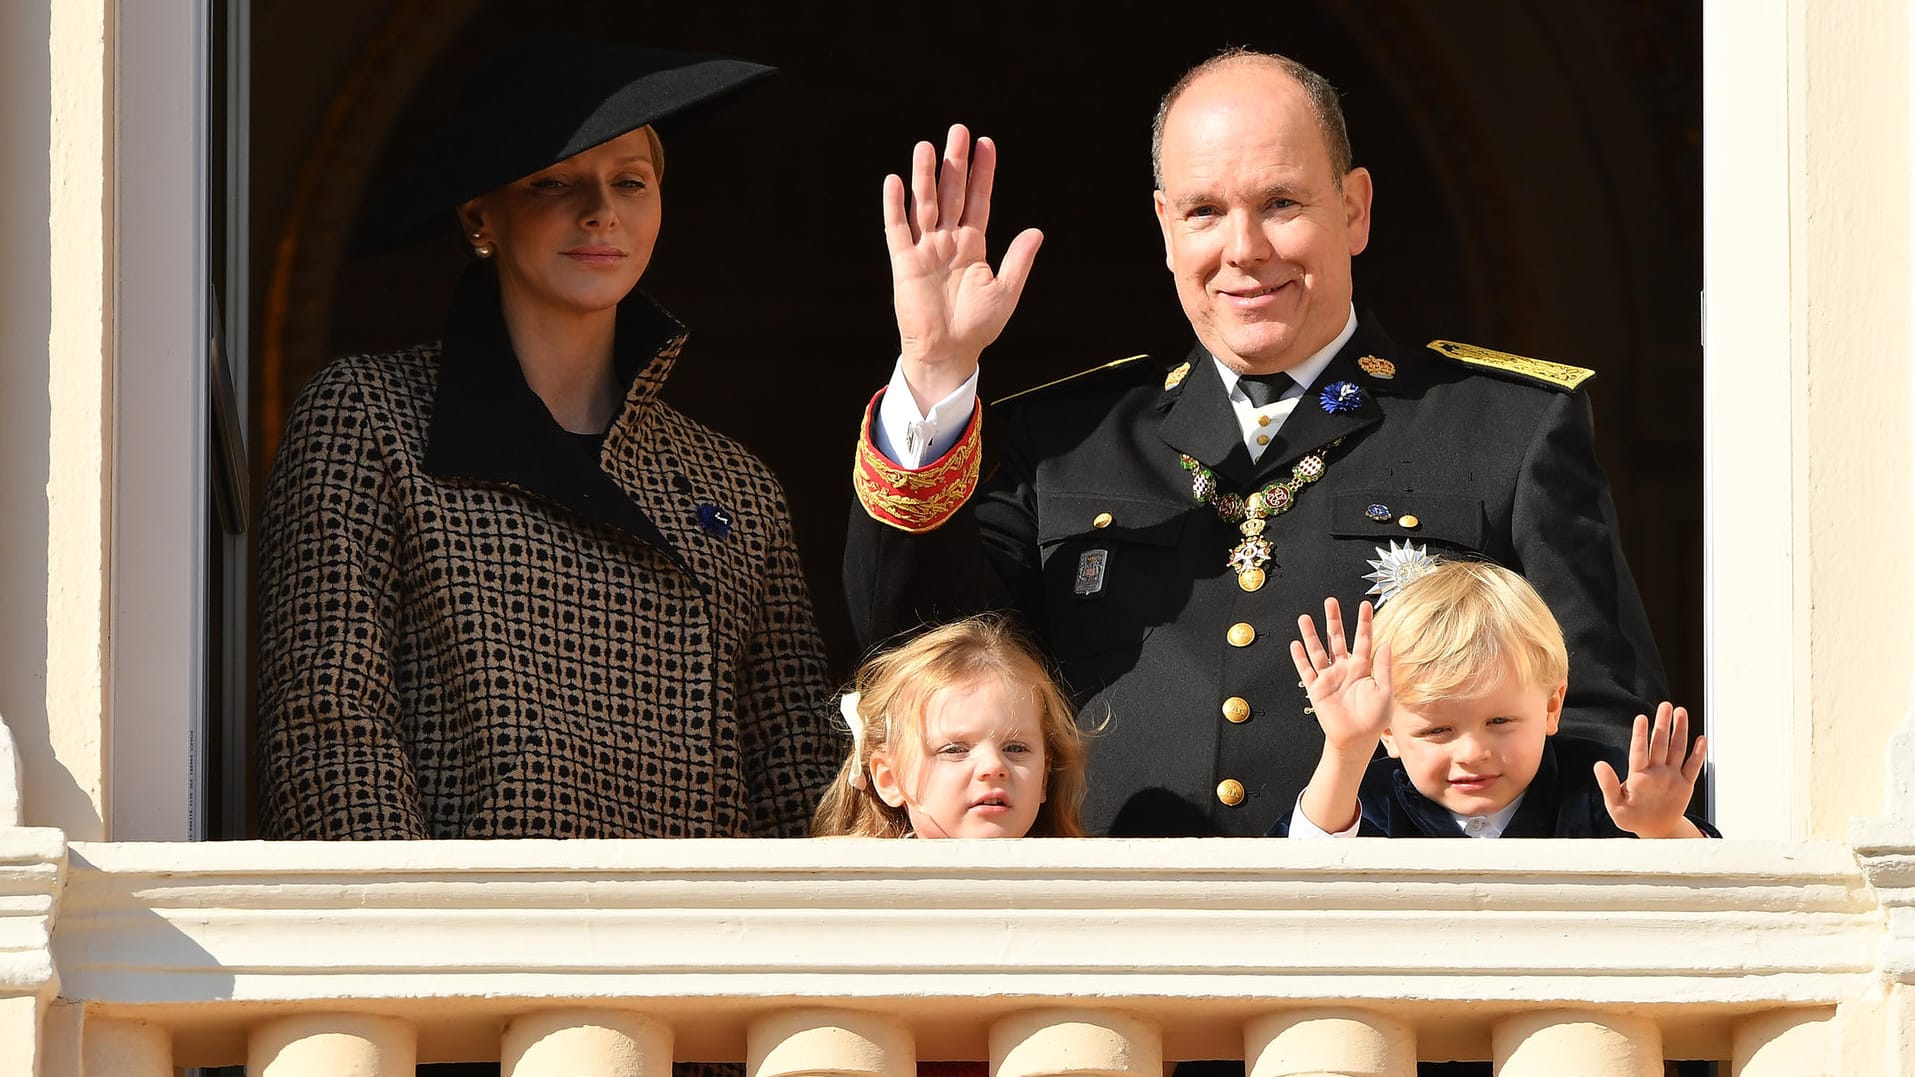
[
  {"xmin": 1318, "ymin": 380, "xmax": 1363, "ymax": 414},
  {"xmin": 1362, "ymin": 540, "xmax": 1439, "ymax": 606}
]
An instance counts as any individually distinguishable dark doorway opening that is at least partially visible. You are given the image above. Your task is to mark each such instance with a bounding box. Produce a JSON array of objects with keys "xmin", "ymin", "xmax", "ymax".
[{"xmin": 246, "ymin": 1, "xmax": 1702, "ymax": 831}]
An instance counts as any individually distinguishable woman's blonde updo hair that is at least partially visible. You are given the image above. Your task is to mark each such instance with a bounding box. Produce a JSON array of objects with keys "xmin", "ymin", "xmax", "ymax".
[{"xmin": 811, "ymin": 614, "xmax": 1088, "ymax": 838}]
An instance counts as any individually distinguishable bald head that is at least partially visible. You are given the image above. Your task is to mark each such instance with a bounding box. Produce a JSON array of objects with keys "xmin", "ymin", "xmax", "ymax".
[{"xmin": 1151, "ymin": 49, "xmax": 1352, "ymax": 190}]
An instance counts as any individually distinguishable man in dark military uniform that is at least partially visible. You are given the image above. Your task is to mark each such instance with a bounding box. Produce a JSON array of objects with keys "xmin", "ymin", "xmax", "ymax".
[{"xmin": 844, "ymin": 49, "xmax": 1665, "ymax": 838}]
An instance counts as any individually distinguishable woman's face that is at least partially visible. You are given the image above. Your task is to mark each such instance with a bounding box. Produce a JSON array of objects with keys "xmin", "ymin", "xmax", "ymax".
[{"xmin": 460, "ymin": 126, "xmax": 662, "ymax": 317}]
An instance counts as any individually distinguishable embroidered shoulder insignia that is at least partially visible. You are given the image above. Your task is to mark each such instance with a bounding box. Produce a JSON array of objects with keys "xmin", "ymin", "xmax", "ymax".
[
  {"xmin": 1425, "ymin": 339, "xmax": 1594, "ymax": 392},
  {"xmin": 993, "ymin": 355, "xmax": 1152, "ymax": 407}
]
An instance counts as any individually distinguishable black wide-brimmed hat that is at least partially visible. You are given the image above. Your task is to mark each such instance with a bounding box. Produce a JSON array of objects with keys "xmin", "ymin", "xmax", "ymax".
[{"xmin": 356, "ymin": 32, "xmax": 774, "ymax": 252}]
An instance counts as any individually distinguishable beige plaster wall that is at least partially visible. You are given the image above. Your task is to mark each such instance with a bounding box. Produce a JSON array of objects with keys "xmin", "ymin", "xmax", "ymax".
[
  {"xmin": 1795, "ymin": 0, "xmax": 1915, "ymax": 838},
  {"xmin": 1, "ymin": 2, "xmax": 112, "ymax": 838}
]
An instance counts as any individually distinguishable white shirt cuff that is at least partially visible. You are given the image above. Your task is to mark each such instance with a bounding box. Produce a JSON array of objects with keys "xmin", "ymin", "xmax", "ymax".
[
  {"xmin": 1286, "ymin": 790, "xmax": 1363, "ymax": 839},
  {"xmin": 874, "ymin": 361, "xmax": 980, "ymax": 469}
]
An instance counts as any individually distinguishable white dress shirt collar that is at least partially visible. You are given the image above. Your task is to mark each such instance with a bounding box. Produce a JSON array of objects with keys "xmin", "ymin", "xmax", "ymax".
[
  {"xmin": 1448, "ymin": 791, "xmax": 1529, "ymax": 839},
  {"xmin": 1209, "ymin": 305, "xmax": 1359, "ymax": 402}
]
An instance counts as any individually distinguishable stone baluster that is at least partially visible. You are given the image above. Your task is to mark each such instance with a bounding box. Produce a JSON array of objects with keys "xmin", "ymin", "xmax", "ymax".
[
  {"xmin": 1731, "ymin": 1007, "xmax": 1836, "ymax": 1076},
  {"xmin": 1245, "ymin": 1009, "xmax": 1415, "ymax": 1077},
  {"xmin": 1492, "ymin": 1011, "xmax": 1661, "ymax": 1077},
  {"xmin": 503, "ymin": 1009, "xmax": 672, "ymax": 1077},
  {"xmin": 248, "ymin": 1013, "xmax": 415, "ymax": 1076},
  {"xmin": 749, "ymin": 1008, "xmax": 915, "ymax": 1077},
  {"xmin": 992, "ymin": 1009, "xmax": 1161, "ymax": 1077}
]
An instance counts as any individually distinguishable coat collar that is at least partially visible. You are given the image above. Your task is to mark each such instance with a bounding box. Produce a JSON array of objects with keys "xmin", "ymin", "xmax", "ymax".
[
  {"xmin": 1156, "ymin": 341, "xmax": 1256, "ymax": 485},
  {"xmin": 422, "ymin": 267, "xmax": 691, "ymax": 570},
  {"xmin": 1155, "ymin": 317, "xmax": 1410, "ymax": 489},
  {"xmin": 1247, "ymin": 318, "xmax": 1398, "ymax": 484},
  {"xmin": 1390, "ymin": 765, "xmax": 1469, "ymax": 838},
  {"xmin": 1500, "ymin": 738, "xmax": 1566, "ymax": 838}
]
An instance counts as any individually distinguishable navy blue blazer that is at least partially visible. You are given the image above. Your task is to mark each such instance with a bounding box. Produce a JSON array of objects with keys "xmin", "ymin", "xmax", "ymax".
[{"xmin": 1269, "ymin": 734, "xmax": 1719, "ymax": 838}]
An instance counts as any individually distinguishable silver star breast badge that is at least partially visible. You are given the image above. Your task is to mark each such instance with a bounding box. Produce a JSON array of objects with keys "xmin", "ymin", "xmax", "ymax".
[{"xmin": 1362, "ymin": 540, "xmax": 1439, "ymax": 606}]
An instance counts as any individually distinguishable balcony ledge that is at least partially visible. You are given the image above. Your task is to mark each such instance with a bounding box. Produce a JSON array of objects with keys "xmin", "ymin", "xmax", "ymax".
[{"xmin": 19, "ymin": 836, "xmax": 1880, "ymax": 1066}]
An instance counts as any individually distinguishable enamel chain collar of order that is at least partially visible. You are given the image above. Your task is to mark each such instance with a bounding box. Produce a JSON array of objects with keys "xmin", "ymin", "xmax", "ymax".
[{"xmin": 1179, "ymin": 438, "xmax": 1343, "ymax": 592}]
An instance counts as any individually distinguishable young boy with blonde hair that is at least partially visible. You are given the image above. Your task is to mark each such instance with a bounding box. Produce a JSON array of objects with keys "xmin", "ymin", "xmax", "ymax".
[{"xmin": 1276, "ymin": 561, "xmax": 1713, "ymax": 839}]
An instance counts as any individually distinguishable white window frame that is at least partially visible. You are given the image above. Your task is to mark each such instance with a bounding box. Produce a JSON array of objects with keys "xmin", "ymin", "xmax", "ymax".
[
  {"xmin": 112, "ymin": 0, "xmax": 211, "ymax": 840},
  {"xmin": 1700, "ymin": 0, "xmax": 1799, "ymax": 840}
]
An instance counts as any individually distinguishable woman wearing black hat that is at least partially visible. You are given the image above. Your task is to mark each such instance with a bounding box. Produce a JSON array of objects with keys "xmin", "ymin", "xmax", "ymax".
[{"xmin": 256, "ymin": 37, "xmax": 838, "ymax": 843}]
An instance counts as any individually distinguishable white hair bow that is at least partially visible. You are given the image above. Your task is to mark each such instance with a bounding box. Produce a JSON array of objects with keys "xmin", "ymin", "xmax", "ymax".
[{"xmin": 840, "ymin": 692, "xmax": 869, "ymax": 789}]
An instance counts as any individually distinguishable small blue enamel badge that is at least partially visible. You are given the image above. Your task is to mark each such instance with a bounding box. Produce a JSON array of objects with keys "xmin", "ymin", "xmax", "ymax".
[
  {"xmin": 697, "ymin": 504, "xmax": 733, "ymax": 538},
  {"xmin": 1319, "ymin": 381, "xmax": 1363, "ymax": 414}
]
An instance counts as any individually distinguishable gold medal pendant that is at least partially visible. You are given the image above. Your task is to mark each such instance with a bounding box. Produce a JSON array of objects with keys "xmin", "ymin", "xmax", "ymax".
[
  {"xmin": 1229, "ymin": 499, "xmax": 1273, "ymax": 590},
  {"xmin": 1227, "ymin": 533, "xmax": 1273, "ymax": 590}
]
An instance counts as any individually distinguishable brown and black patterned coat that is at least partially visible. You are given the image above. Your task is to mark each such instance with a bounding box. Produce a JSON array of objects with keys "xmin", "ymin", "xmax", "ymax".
[{"xmin": 258, "ymin": 270, "xmax": 837, "ymax": 839}]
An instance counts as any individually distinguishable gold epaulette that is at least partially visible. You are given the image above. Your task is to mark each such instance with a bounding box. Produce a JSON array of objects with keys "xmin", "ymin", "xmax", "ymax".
[
  {"xmin": 1426, "ymin": 339, "xmax": 1594, "ymax": 392},
  {"xmin": 853, "ymin": 390, "xmax": 984, "ymax": 534},
  {"xmin": 991, "ymin": 354, "xmax": 1150, "ymax": 407}
]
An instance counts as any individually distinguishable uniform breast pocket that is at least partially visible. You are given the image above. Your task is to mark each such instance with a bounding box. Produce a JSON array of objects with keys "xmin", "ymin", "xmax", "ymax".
[
  {"xmin": 1329, "ymin": 491, "xmax": 1488, "ymax": 556},
  {"xmin": 1036, "ymin": 493, "xmax": 1190, "ymax": 668}
]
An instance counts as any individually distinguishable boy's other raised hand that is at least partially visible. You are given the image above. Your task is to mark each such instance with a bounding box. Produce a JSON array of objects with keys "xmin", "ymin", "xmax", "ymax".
[
  {"xmin": 1594, "ymin": 702, "xmax": 1708, "ymax": 839},
  {"xmin": 1291, "ymin": 597, "xmax": 1392, "ymax": 751}
]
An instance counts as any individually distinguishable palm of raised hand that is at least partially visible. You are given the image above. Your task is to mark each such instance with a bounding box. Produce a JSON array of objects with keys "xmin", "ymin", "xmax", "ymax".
[
  {"xmin": 1291, "ymin": 598, "xmax": 1393, "ymax": 750},
  {"xmin": 1595, "ymin": 702, "xmax": 1708, "ymax": 839},
  {"xmin": 884, "ymin": 125, "xmax": 1043, "ymax": 401}
]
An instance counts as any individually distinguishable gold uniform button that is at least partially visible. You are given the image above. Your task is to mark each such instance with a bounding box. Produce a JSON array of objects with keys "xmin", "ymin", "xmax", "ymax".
[
  {"xmin": 1227, "ymin": 622, "xmax": 1256, "ymax": 647},
  {"xmin": 1092, "ymin": 512, "xmax": 1113, "ymax": 529},
  {"xmin": 1256, "ymin": 434, "xmax": 1270, "ymax": 445},
  {"xmin": 1398, "ymin": 514, "xmax": 1420, "ymax": 529},
  {"xmin": 1216, "ymin": 779, "xmax": 1246, "ymax": 806},
  {"xmin": 1257, "ymin": 415, "xmax": 1272, "ymax": 427},
  {"xmin": 1222, "ymin": 696, "xmax": 1251, "ymax": 723}
]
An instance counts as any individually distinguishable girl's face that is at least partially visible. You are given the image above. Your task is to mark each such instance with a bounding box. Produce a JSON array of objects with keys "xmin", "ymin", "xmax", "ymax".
[
  {"xmin": 458, "ymin": 126, "xmax": 662, "ymax": 319},
  {"xmin": 871, "ymin": 674, "xmax": 1049, "ymax": 838}
]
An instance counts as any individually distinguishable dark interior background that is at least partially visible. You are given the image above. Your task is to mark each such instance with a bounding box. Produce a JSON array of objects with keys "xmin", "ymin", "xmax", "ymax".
[{"xmin": 245, "ymin": 1, "xmax": 1701, "ymax": 824}]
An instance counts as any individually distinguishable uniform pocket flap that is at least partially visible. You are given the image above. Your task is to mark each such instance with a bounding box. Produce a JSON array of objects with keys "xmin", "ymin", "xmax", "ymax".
[
  {"xmin": 1038, "ymin": 493, "xmax": 1190, "ymax": 548},
  {"xmin": 1330, "ymin": 491, "xmax": 1485, "ymax": 550}
]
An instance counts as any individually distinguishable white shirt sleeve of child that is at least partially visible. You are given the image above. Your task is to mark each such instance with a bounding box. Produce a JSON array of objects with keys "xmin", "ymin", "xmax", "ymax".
[
  {"xmin": 1285, "ymin": 791, "xmax": 1363, "ymax": 839},
  {"xmin": 874, "ymin": 361, "xmax": 981, "ymax": 469}
]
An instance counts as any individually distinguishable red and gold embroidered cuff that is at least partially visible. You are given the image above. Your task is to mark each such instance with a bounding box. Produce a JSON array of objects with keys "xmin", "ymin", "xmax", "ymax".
[{"xmin": 852, "ymin": 389, "xmax": 983, "ymax": 533}]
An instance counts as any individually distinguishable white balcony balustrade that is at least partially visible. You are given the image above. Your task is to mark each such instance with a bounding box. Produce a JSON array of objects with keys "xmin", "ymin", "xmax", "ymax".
[{"xmin": 3, "ymin": 833, "xmax": 1911, "ymax": 1074}]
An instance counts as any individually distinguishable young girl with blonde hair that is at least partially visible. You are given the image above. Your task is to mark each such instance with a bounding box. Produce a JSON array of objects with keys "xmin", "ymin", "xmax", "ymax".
[{"xmin": 814, "ymin": 615, "xmax": 1087, "ymax": 838}]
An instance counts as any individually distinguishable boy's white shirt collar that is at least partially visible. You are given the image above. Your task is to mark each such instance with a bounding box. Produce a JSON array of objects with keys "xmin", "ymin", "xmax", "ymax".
[{"xmin": 1450, "ymin": 791, "xmax": 1528, "ymax": 839}]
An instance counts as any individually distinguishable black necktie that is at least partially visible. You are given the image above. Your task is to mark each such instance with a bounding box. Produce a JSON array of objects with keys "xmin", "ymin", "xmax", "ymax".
[{"xmin": 1237, "ymin": 372, "xmax": 1295, "ymax": 408}]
